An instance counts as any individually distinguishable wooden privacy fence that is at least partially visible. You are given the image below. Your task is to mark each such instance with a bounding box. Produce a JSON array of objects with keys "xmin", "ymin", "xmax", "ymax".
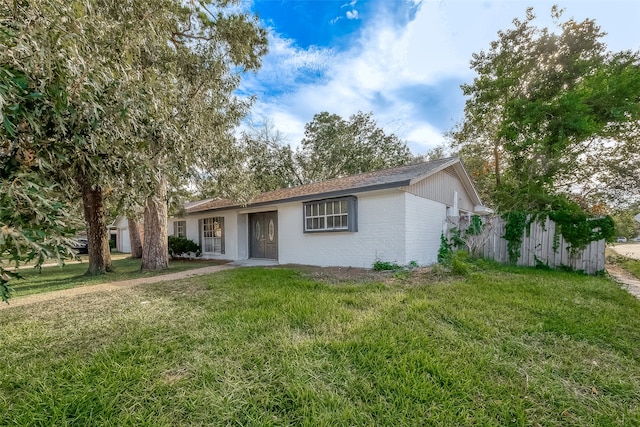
[{"xmin": 453, "ymin": 216, "xmax": 606, "ymax": 274}]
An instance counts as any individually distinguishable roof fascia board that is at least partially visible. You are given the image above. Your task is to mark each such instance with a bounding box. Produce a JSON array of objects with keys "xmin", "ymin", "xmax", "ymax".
[
  {"xmin": 407, "ymin": 158, "xmax": 459, "ymax": 186},
  {"xmin": 184, "ymin": 198, "xmax": 214, "ymax": 209},
  {"xmin": 186, "ymin": 181, "xmax": 411, "ymax": 215},
  {"xmin": 452, "ymin": 162, "xmax": 483, "ymax": 206}
]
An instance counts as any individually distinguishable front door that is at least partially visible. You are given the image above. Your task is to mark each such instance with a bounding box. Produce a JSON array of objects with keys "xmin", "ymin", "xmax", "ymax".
[{"xmin": 249, "ymin": 211, "xmax": 278, "ymax": 259}]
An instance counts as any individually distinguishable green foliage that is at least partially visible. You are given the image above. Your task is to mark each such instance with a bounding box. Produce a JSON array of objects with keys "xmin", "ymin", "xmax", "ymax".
[
  {"xmin": 0, "ymin": 156, "xmax": 79, "ymax": 302},
  {"xmin": 236, "ymin": 120, "xmax": 302, "ymax": 194},
  {"xmin": 450, "ymin": 250, "xmax": 473, "ymax": 276},
  {"xmin": 372, "ymin": 260, "xmax": 403, "ymax": 271},
  {"xmin": 438, "ymin": 231, "xmax": 475, "ymax": 275},
  {"xmin": 437, "ymin": 233, "xmax": 452, "ymax": 264},
  {"xmin": 451, "ymin": 6, "xmax": 640, "ymax": 210},
  {"xmin": 534, "ymin": 255, "xmax": 551, "ymax": 270},
  {"xmin": 611, "ymin": 206, "xmax": 640, "ymax": 239},
  {"xmin": 449, "ymin": 227, "xmax": 465, "ymax": 250},
  {"xmin": 297, "ymin": 111, "xmax": 414, "ymax": 183},
  {"xmin": 502, "ymin": 201, "xmax": 616, "ymax": 264},
  {"xmin": 502, "ymin": 211, "xmax": 529, "ymax": 263},
  {"xmin": 549, "ymin": 210, "xmax": 615, "ymax": 252},
  {"xmin": 1, "ymin": 0, "xmax": 268, "ymax": 275},
  {"xmin": 167, "ymin": 236, "xmax": 200, "ymax": 259},
  {"xmin": 5, "ymin": 266, "xmax": 639, "ymax": 425},
  {"xmin": 467, "ymin": 215, "xmax": 484, "ymax": 236}
]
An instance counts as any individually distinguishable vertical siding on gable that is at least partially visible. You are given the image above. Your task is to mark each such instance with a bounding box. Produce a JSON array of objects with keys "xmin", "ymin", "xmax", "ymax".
[{"xmin": 403, "ymin": 168, "xmax": 475, "ymax": 212}]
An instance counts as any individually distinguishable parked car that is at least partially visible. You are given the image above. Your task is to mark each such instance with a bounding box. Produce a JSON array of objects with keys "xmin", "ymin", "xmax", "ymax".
[
  {"xmin": 73, "ymin": 238, "xmax": 89, "ymax": 254},
  {"xmin": 632, "ymin": 236, "xmax": 640, "ymax": 242},
  {"xmin": 616, "ymin": 237, "xmax": 628, "ymax": 243}
]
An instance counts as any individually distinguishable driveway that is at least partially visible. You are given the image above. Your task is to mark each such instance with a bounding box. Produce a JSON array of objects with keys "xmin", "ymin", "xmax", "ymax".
[{"xmin": 610, "ymin": 243, "xmax": 640, "ymax": 260}]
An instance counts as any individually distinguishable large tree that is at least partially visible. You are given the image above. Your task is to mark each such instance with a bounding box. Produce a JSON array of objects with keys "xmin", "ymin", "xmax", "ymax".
[
  {"xmin": 238, "ymin": 120, "xmax": 303, "ymax": 193},
  {"xmin": 129, "ymin": 1, "xmax": 267, "ymax": 270},
  {"xmin": 2, "ymin": 0, "xmax": 154, "ymax": 275},
  {"xmin": 195, "ymin": 111, "xmax": 415, "ymax": 199},
  {"xmin": 1, "ymin": 0, "xmax": 267, "ymax": 275},
  {"xmin": 451, "ymin": 6, "xmax": 640, "ymax": 212},
  {"xmin": 296, "ymin": 111, "xmax": 414, "ymax": 183}
]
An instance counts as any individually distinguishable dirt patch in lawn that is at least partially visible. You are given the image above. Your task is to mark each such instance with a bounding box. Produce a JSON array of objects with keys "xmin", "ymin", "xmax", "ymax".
[{"xmin": 278, "ymin": 264, "xmax": 443, "ymax": 285}]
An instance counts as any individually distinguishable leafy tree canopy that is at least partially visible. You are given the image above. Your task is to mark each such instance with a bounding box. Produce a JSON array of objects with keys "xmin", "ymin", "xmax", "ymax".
[
  {"xmin": 196, "ymin": 111, "xmax": 416, "ymax": 198},
  {"xmin": 1, "ymin": 0, "xmax": 268, "ymax": 288},
  {"xmin": 297, "ymin": 112, "xmax": 414, "ymax": 183},
  {"xmin": 451, "ymin": 6, "xmax": 640, "ymax": 212}
]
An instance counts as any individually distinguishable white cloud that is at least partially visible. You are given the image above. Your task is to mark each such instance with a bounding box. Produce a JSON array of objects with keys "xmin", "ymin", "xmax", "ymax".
[
  {"xmin": 346, "ymin": 10, "xmax": 359, "ymax": 20},
  {"xmin": 247, "ymin": 4, "xmax": 462, "ymax": 152},
  {"xmin": 245, "ymin": 0, "xmax": 640, "ymax": 154},
  {"xmin": 341, "ymin": 0, "xmax": 357, "ymax": 8},
  {"xmin": 241, "ymin": 32, "xmax": 333, "ymax": 95},
  {"xmin": 404, "ymin": 124, "xmax": 447, "ymax": 151}
]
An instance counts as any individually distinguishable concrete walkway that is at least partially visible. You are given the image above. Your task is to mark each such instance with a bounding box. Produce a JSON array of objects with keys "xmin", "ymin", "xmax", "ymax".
[
  {"xmin": 6, "ymin": 253, "xmax": 130, "ymax": 271},
  {"xmin": 607, "ymin": 263, "xmax": 640, "ymax": 300},
  {"xmin": 609, "ymin": 243, "xmax": 640, "ymax": 260},
  {"xmin": 0, "ymin": 264, "xmax": 237, "ymax": 310},
  {"xmin": 0, "ymin": 258, "xmax": 283, "ymax": 311},
  {"xmin": 606, "ymin": 244, "xmax": 640, "ymax": 299}
]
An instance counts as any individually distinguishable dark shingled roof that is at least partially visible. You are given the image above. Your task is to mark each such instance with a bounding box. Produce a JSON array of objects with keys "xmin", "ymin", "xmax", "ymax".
[{"xmin": 188, "ymin": 157, "xmax": 461, "ymax": 213}]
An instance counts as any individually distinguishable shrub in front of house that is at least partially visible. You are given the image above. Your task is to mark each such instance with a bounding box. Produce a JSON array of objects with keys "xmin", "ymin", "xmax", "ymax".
[{"xmin": 168, "ymin": 236, "xmax": 200, "ymax": 259}]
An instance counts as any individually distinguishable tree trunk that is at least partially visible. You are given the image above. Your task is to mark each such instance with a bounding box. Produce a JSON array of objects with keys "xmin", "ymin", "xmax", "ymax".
[
  {"xmin": 493, "ymin": 140, "xmax": 501, "ymax": 186},
  {"xmin": 128, "ymin": 218, "xmax": 143, "ymax": 258},
  {"xmin": 80, "ymin": 181, "xmax": 113, "ymax": 275},
  {"xmin": 141, "ymin": 177, "xmax": 169, "ymax": 271}
]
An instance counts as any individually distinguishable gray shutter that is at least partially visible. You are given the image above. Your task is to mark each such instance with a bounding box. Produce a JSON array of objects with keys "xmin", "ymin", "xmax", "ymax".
[
  {"xmin": 349, "ymin": 196, "xmax": 358, "ymax": 232},
  {"xmin": 172, "ymin": 221, "xmax": 177, "ymax": 237},
  {"xmin": 220, "ymin": 217, "xmax": 225, "ymax": 254},
  {"xmin": 198, "ymin": 219, "xmax": 203, "ymax": 250}
]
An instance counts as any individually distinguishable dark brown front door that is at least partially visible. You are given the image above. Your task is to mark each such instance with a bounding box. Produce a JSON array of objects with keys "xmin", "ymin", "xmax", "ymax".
[{"xmin": 249, "ymin": 211, "xmax": 278, "ymax": 259}]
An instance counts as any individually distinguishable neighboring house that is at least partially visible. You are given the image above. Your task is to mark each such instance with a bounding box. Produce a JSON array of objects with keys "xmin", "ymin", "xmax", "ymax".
[
  {"xmin": 168, "ymin": 157, "xmax": 490, "ymax": 268},
  {"xmin": 108, "ymin": 216, "xmax": 131, "ymax": 253}
]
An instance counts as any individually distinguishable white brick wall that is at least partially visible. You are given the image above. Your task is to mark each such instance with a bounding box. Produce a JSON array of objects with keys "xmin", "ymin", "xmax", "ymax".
[
  {"xmin": 278, "ymin": 191, "xmax": 408, "ymax": 268},
  {"xmin": 404, "ymin": 193, "xmax": 447, "ymax": 266},
  {"xmin": 166, "ymin": 188, "xmax": 449, "ymax": 268}
]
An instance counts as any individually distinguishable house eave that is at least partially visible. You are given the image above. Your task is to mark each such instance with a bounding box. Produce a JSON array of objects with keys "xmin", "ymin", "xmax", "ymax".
[{"xmin": 186, "ymin": 181, "xmax": 411, "ymax": 215}]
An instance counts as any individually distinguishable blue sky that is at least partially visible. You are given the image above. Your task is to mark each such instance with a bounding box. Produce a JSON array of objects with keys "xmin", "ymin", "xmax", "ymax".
[{"xmin": 239, "ymin": 0, "xmax": 640, "ymax": 155}]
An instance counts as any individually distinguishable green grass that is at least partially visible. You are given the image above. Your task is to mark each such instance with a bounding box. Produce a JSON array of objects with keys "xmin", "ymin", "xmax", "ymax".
[
  {"xmin": 1, "ymin": 265, "xmax": 639, "ymax": 425},
  {"xmin": 620, "ymin": 258, "xmax": 640, "ymax": 280},
  {"xmin": 8, "ymin": 257, "xmax": 225, "ymax": 297}
]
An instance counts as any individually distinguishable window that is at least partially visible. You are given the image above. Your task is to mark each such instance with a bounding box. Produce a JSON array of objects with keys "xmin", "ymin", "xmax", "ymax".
[
  {"xmin": 202, "ymin": 217, "xmax": 224, "ymax": 254},
  {"xmin": 303, "ymin": 196, "xmax": 357, "ymax": 232},
  {"xmin": 173, "ymin": 220, "xmax": 186, "ymax": 238}
]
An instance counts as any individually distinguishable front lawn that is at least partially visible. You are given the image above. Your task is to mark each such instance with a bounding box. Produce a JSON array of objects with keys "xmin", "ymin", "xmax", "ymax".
[
  {"xmin": 620, "ymin": 258, "xmax": 640, "ymax": 280},
  {"xmin": 8, "ymin": 257, "xmax": 225, "ymax": 297},
  {"xmin": 0, "ymin": 265, "xmax": 639, "ymax": 425}
]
